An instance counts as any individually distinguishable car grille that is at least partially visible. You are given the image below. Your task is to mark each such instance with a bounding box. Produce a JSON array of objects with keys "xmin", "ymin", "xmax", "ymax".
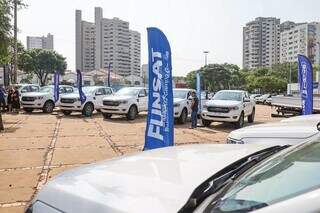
[
  {"xmin": 207, "ymin": 106, "xmax": 230, "ymax": 113},
  {"xmin": 103, "ymin": 100, "xmax": 120, "ymax": 106},
  {"xmin": 61, "ymin": 98, "xmax": 75, "ymax": 104},
  {"xmin": 22, "ymin": 97, "xmax": 35, "ymax": 102}
]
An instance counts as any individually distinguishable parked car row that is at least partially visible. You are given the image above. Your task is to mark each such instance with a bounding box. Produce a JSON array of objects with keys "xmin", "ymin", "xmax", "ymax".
[{"xmin": 27, "ymin": 113, "xmax": 320, "ymax": 213}]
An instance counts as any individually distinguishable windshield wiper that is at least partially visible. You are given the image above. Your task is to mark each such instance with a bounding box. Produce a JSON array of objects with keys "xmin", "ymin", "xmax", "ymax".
[{"xmin": 178, "ymin": 145, "xmax": 290, "ymax": 213}]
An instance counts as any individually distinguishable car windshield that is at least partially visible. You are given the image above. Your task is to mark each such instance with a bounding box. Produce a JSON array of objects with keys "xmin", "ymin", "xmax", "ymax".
[
  {"xmin": 206, "ymin": 140, "xmax": 320, "ymax": 212},
  {"xmin": 213, "ymin": 91, "xmax": 242, "ymax": 101},
  {"xmin": 40, "ymin": 86, "xmax": 53, "ymax": 93},
  {"xmin": 116, "ymin": 88, "xmax": 140, "ymax": 96},
  {"xmin": 173, "ymin": 90, "xmax": 188, "ymax": 99},
  {"xmin": 82, "ymin": 87, "xmax": 97, "ymax": 94}
]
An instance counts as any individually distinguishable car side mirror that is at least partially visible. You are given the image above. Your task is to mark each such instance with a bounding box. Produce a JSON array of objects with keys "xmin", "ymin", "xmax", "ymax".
[{"xmin": 244, "ymin": 98, "xmax": 250, "ymax": 102}]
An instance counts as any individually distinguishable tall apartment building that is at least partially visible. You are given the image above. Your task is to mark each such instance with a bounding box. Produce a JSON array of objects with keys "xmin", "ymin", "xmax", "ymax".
[
  {"xmin": 76, "ymin": 7, "xmax": 141, "ymax": 76},
  {"xmin": 280, "ymin": 22, "xmax": 320, "ymax": 65},
  {"xmin": 243, "ymin": 17, "xmax": 281, "ymax": 69},
  {"xmin": 26, "ymin": 33, "xmax": 54, "ymax": 50}
]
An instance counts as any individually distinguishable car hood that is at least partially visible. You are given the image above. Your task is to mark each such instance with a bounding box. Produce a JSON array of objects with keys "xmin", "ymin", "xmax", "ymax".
[
  {"xmin": 205, "ymin": 99, "xmax": 241, "ymax": 107},
  {"xmin": 35, "ymin": 144, "xmax": 270, "ymax": 213},
  {"xmin": 60, "ymin": 93, "xmax": 80, "ymax": 99},
  {"xmin": 22, "ymin": 92, "xmax": 50, "ymax": 97},
  {"xmin": 174, "ymin": 98, "xmax": 185, "ymax": 104},
  {"xmin": 228, "ymin": 122, "xmax": 318, "ymax": 142},
  {"xmin": 103, "ymin": 95, "xmax": 133, "ymax": 101}
]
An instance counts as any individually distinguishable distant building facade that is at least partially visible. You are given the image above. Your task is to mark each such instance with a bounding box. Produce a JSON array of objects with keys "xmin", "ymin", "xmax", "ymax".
[
  {"xmin": 280, "ymin": 22, "xmax": 320, "ymax": 64},
  {"xmin": 75, "ymin": 7, "xmax": 141, "ymax": 77},
  {"xmin": 26, "ymin": 33, "xmax": 54, "ymax": 50}
]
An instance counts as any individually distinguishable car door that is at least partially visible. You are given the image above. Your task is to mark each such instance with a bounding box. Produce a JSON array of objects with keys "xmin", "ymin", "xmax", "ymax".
[
  {"xmin": 243, "ymin": 92, "xmax": 252, "ymax": 116},
  {"xmin": 94, "ymin": 88, "xmax": 106, "ymax": 108},
  {"xmin": 137, "ymin": 89, "xmax": 147, "ymax": 111}
]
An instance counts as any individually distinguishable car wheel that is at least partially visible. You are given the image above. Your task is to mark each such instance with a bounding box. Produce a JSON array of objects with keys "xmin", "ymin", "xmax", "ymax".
[
  {"xmin": 103, "ymin": 113, "xmax": 112, "ymax": 119},
  {"xmin": 178, "ymin": 108, "xmax": 188, "ymax": 124},
  {"xmin": 202, "ymin": 119, "xmax": 212, "ymax": 127},
  {"xmin": 23, "ymin": 108, "xmax": 33, "ymax": 113},
  {"xmin": 126, "ymin": 105, "xmax": 137, "ymax": 120},
  {"xmin": 235, "ymin": 112, "xmax": 244, "ymax": 129},
  {"xmin": 82, "ymin": 103, "xmax": 94, "ymax": 117},
  {"xmin": 43, "ymin": 101, "xmax": 54, "ymax": 113},
  {"xmin": 248, "ymin": 108, "xmax": 255, "ymax": 123},
  {"xmin": 62, "ymin": 110, "xmax": 72, "ymax": 116}
]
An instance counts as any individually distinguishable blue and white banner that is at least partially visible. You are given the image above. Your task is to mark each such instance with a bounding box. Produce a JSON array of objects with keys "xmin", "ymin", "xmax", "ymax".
[
  {"xmin": 298, "ymin": 54, "xmax": 313, "ymax": 115},
  {"xmin": 53, "ymin": 71, "xmax": 60, "ymax": 103},
  {"xmin": 144, "ymin": 27, "xmax": 174, "ymax": 150},
  {"xmin": 76, "ymin": 69, "xmax": 87, "ymax": 104},
  {"xmin": 196, "ymin": 71, "xmax": 201, "ymax": 113}
]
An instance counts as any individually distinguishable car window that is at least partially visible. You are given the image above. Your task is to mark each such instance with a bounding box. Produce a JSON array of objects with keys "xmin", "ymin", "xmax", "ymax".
[
  {"xmin": 30, "ymin": 86, "xmax": 39, "ymax": 92},
  {"xmin": 105, "ymin": 88, "xmax": 112, "ymax": 95},
  {"xmin": 21, "ymin": 86, "xmax": 28, "ymax": 93},
  {"xmin": 96, "ymin": 88, "xmax": 106, "ymax": 95},
  {"xmin": 59, "ymin": 87, "xmax": 64, "ymax": 94},
  {"xmin": 205, "ymin": 141, "xmax": 320, "ymax": 213},
  {"xmin": 139, "ymin": 89, "xmax": 146, "ymax": 97},
  {"xmin": 64, "ymin": 87, "xmax": 74, "ymax": 94}
]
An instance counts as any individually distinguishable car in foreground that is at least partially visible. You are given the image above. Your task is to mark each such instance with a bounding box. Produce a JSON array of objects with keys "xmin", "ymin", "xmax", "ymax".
[
  {"xmin": 59, "ymin": 86, "xmax": 113, "ymax": 117},
  {"xmin": 27, "ymin": 135, "xmax": 320, "ymax": 213},
  {"xmin": 100, "ymin": 87, "xmax": 147, "ymax": 120},
  {"xmin": 227, "ymin": 116, "xmax": 319, "ymax": 145},
  {"xmin": 201, "ymin": 90, "xmax": 255, "ymax": 128},
  {"xmin": 21, "ymin": 85, "xmax": 74, "ymax": 113},
  {"xmin": 173, "ymin": 88, "xmax": 194, "ymax": 124}
]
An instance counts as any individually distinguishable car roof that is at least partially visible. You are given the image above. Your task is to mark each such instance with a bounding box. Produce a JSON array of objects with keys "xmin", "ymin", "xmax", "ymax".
[
  {"xmin": 173, "ymin": 88, "xmax": 194, "ymax": 91},
  {"xmin": 217, "ymin": 90, "xmax": 246, "ymax": 93},
  {"xmin": 83, "ymin": 86, "xmax": 111, "ymax": 89}
]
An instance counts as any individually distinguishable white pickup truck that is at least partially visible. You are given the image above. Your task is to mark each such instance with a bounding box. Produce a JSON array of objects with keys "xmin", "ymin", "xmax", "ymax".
[
  {"xmin": 101, "ymin": 87, "xmax": 148, "ymax": 120},
  {"xmin": 59, "ymin": 86, "xmax": 113, "ymax": 117},
  {"xmin": 21, "ymin": 85, "xmax": 74, "ymax": 113},
  {"xmin": 201, "ymin": 90, "xmax": 255, "ymax": 128},
  {"xmin": 173, "ymin": 88, "xmax": 194, "ymax": 124}
]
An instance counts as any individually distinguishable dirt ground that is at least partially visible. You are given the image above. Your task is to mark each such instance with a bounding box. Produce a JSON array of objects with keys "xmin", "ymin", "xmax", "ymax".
[{"xmin": 0, "ymin": 105, "xmax": 281, "ymax": 213}]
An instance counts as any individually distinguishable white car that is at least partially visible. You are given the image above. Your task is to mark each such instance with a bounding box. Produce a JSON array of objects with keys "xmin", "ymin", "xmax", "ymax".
[
  {"xmin": 27, "ymin": 136, "xmax": 320, "ymax": 213},
  {"xmin": 173, "ymin": 88, "xmax": 194, "ymax": 124},
  {"xmin": 255, "ymin": 93, "xmax": 271, "ymax": 104},
  {"xmin": 227, "ymin": 114, "xmax": 320, "ymax": 145},
  {"xmin": 201, "ymin": 90, "xmax": 255, "ymax": 128},
  {"xmin": 21, "ymin": 85, "xmax": 74, "ymax": 113},
  {"xmin": 59, "ymin": 86, "xmax": 113, "ymax": 117},
  {"xmin": 16, "ymin": 84, "xmax": 40, "ymax": 95},
  {"xmin": 101, "ymin": 87, "xmax": 147, "ymax": 120}
]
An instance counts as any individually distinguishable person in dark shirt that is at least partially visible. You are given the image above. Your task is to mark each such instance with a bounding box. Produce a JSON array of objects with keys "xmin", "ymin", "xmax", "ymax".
[
  {"xmin": 7, "ymin": 87, "xmax": 13, "ymax": 112},
  {"xmin": 190, "ymin": 91, "xmax": 199, "ymax": 129},
  {"xmin": 12, "ymin": 87, "xmax": 20, "ymax": 113}
]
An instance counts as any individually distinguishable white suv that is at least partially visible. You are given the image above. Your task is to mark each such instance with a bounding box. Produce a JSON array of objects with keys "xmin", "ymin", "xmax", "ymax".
[
  {"xmin": 21, "ymin": 85, "xmax": 74, "ymax": 113},
  {"xmin": 201, "ymin": 90, "xmax": 255, "ymax": 128},
  {"xmin": 101, "ymin": 87, "xmax": 148, "ymax": 120},
  {"xmin": 59, "ymin": 86, "xmax": 113, "ymax": 117},
  {"xmin": 173, "ymin": 88, "xmax": 194, "ymax": 124}
]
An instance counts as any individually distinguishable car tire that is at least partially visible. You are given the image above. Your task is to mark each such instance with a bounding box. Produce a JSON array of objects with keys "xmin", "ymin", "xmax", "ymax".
[
  {"xmin": 248, "ymin": 108, "xmax": 255, "ymax": 123},
  {"xmin": 235, "ymin": 112, "xmax": 244, "ymax": 129},
  {"xmin": 127, "ymin": 105, "xmax": 137, "ymax": 120},
  {"xmin": 202, "ymin": 119, "xmax": 212, "ymax": 127},
  {"xmin": 178, "ymin": 108, "xmax": 188, "ymax": 124},
  {"xmin": 103, "ymin": 113, "xmax": 112, "ymax": 119},
  {"xmin": 62, "ymin": 110, "xmax": 72, "ymax": 116},
  {"xmin": 82, "ymin": 103, "xmax": 94, "ymax": 117},
  {"xmin": 23, "ymin": 108, "xmax": 33, "ymax": 113},
  {"xmin": 43, "ymin": 101, "xmax": 54, "ymax": 113}
]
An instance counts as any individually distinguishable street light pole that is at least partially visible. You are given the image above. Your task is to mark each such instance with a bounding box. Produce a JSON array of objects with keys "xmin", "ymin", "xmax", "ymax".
[
  {"xmin": 203, "ymin": 51, "xmax": 209, "ymax": 66},
  {"xmin": 13, "ymin": 0, "xmax": 18, "ymax": 84}
]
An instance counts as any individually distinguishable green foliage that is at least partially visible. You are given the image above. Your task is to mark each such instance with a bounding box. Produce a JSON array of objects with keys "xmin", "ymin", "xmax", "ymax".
[
  {"xmin": 0, "ymin": 0, "xmax": 12, "ymax": 64},
  {"xmin": 18, "ymin": 49, "xmax": 67, "ymax": 86}
]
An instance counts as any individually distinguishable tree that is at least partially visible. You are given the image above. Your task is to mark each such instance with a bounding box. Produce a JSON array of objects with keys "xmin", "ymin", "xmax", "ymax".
[{"xmin": 18, "ymin": 49, "xmax": 67, "ymax": 86}]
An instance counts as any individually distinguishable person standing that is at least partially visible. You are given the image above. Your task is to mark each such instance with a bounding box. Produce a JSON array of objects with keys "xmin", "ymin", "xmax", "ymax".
[
  {"xmin": 190, "ymin": 91, "xmax": 199, "ymax": 129},
  {"xmin": 0, "ymin": 86, "xmax": 6, "ymax": 112},
  {"xmin": 7, "ymin": 87, "xmax": 13, "ymax": 112},
  {"xmin": 12, "ymin": 87, "xmax": 20, "ymax": 113}
]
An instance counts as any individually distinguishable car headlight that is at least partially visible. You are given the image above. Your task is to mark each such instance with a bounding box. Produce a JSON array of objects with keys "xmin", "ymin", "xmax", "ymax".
[
  {"xmin": 229, "ymin": 106, "xmax": 239, "ymax": 110},
  {"xmin": 37, "ymin": 96, "xmax": 44, "ymax": 100},
  {"xmin": 77, "ymin": 98, "xmax": 81, "ymax": 101},
  {"xmin": 121, "ymin": 100, "xmax": 128, "ymax": 104},
  {"xmin": 174, "ymin": 103, "xmax": 180, "ymax": 107},
  {"xmin": 227, "ymin": 138, "xmax": 244, "ymax": 144}
]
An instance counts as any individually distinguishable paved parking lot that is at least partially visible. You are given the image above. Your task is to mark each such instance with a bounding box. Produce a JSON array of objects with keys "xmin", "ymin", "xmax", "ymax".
[{"xmin": 0, "ymin": 105, "xmax": 281, "ymax": 213}]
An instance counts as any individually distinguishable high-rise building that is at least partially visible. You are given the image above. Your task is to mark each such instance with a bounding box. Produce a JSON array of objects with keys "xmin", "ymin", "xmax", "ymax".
[
  {"xmin": 243, "ymin": 17, "xmax": 281, "ymax": 69},
  {"xmin": 280, "ymin": 22, "xmax": 320, "ymax": 64},
  {"xmin": 26, "ymin": 33, "xmax": 54, "ymax": 50},
  {"xmin": 75, "ymin": 7, "xmax": 141, "ymax": 76}
]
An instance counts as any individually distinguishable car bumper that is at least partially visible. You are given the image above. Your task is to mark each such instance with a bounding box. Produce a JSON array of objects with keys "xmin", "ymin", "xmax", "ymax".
[
  {"xmin": 174, "ymin": 107, "xmax": 182, "ymax": 118},
  {"xmin": 60, "ymin": 103, "xmax": 83, "ymax": 111},
  {"xmin": 21, "ymin": 100, "xmax": 44, "ymax": 109},
  {"xmin": 201, "ymin": 110, "xmax": 240, "ymax": 122},
  {"xmin": 101, "ymin": 105, "xmax": 129, "ymax": 114}
]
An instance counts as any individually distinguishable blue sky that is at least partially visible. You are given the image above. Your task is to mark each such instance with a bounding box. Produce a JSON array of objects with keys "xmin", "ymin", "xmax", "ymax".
[{"xmin": 18, "ymin": 0, "xmax": 320, "ymax": 76}]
